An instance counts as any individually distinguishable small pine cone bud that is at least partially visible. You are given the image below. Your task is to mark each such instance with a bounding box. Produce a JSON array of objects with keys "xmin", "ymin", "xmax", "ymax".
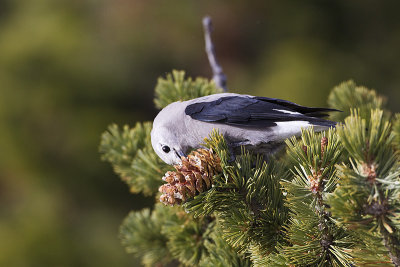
[
  {"xmin": 321, "ymin": 137, "xmax": 328, "ymax": 147},
  {"xmin": 321, "ymin": 137, "xmax": 328, "ymax": 157},
  {"xmin": 362, "ymin": 163, "xmax": 377, "ymax": 183},
  {"xmin": 159, "ymin": 148, "xmax": 221, "ymax": 206},
  {"xmin": 309, "ymin": 174, "xmax": 320, "ymax": 194}
]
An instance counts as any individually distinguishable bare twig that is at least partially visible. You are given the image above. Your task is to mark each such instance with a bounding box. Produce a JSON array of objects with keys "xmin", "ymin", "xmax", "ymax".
[{"xmin": 202, "ymin": 16, "xmax": 227, "ymax": 91}]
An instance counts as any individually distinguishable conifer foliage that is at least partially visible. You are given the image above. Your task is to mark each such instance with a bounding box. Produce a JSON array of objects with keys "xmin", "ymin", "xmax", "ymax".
[
  {"xmin": 154, "ymin": 70, "xmax": 223, "ymax": 109},
  {"xmin": 100, "ymin": 122, "xmax": 170, "ymax": 196},
  {"xmin": 100, "ymin": 72, "xmax": 400, "ymax": 266}
]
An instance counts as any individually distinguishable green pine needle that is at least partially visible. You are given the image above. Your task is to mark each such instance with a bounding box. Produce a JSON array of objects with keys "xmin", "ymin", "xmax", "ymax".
[
  {"xmin": 99, "ymin": 123, "xmax": 171, "ymax": 195},
  {"xmin": 162, "ymin": 212, "xmax": 212, "ymax": 266},
  {"xmin": 327, "ymin": 80, "xmax": 387, "ymax": 122},
  {"xmin": 394, "ymin": 113, "xmax": 400, "ymax": 150},
  {"xmin": 249, "ymin": 245, "xmax": 288, "ymax": 267},
  {"xmin": 285, "ymin": 127, "xmax": 343, "ymax": 193},
  {"xmin": 200, "ymin": 224, "xmax": 252, "ymax": 267},
  {"xmin": 154, "ymin": 70, "xmax": 223, "ymax": 109},
  {"xmin": 119, "ymin": 204, "xmax": 172, "ymax": 267},
  {"xmin": 337, "ymin": 109, "xmax": 396, "ymax": 177}
]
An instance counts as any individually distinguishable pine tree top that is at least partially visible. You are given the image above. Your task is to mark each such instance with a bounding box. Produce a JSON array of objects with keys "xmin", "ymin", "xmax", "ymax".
[{"xmin": 100, "ymin": 71, "xmax": 400, "ymax": 266}]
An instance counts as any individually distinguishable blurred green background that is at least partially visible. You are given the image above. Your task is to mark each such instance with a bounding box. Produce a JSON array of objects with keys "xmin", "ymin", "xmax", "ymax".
[{"xmin": 0, "ymin": 0, "xmax": 399, "ymax": 266}]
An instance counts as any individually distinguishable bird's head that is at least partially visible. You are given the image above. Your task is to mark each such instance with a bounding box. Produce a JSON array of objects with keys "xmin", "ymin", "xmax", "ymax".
[
  {"xmin": 151, "ymin": 125, "xmax": 186, "ymax": 165},
  {"xmin": 151, "ymin": 103, "xmax": 188, "ymax": 165}
]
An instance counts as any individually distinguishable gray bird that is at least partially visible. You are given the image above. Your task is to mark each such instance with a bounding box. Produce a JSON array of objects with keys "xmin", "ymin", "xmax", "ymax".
[{"xmin": 151, "ymin": 93, "xmax": 338, "ymax": 165}]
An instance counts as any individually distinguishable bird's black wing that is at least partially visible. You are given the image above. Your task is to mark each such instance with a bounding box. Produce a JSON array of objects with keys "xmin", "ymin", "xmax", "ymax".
[{"xmin": 185, "ymin": 96, "xmax": 339, "ymax": 127}]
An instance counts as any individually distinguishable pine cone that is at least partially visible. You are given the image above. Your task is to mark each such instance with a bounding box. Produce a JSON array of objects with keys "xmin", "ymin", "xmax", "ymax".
[{"xmin": 159, "ymin": 148, "xmax": 222, "ymax": 206}]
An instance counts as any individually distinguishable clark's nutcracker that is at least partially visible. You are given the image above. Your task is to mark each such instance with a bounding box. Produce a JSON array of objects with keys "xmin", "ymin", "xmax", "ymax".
[{"xmin": 151, "ymin": 93, "xmax": 338, "ymax": 165}]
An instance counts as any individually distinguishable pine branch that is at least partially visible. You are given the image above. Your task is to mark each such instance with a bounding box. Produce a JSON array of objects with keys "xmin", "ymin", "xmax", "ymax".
[
  {"xmin": 120, "ymin": 203, "xmax": 219, "ymax": 267},
  {"xmin": 381, "ymin": 227, "xmax": 400, "ymax": 267},
  {"xmin": 249, "ymin": 245, "xmax": 288, "ymax": 267},
  {"xmin": 162, "ymin": 211, "xmax": 213, "ymax": 266},
  {"xmin": 327, "ymin": 80, "xmax": 387, "ymax": 123},
  {"xmin": 200, "ymin": 223, "xmax": 252, "ymax": 267},
  {"xmin": 329, "ymin": 109, "xmax": 400, "ymax": 266},
  {"xmin": 394, "ymin": 113, "xmax": 400, "ymax": 150},
  {"xmin": 99, "ymin": 123, "xmax": 170, "ymax": 195},
  {"xmin": 202, "ymin": 16, "xmax": 227, "ymax": 91},
  {"xmin": 154, "ymin": 70, "xmax": 223, "ymax": 109},
  {"xmin": 185, "ymin": 131, "xmax": 289, "ymax": 253},
  {"xmin": 282, "ymin": 128, "xmax": 357, "ymax": 266},
  {"xmin": 120, "ymin": 205, "xmax": 173, "ymax": 267}
]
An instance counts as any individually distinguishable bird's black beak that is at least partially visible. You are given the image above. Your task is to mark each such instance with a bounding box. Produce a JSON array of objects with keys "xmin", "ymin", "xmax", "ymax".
[{"xmin": 175, "ymin": 150, "xmax": 186, "ymax": 160}]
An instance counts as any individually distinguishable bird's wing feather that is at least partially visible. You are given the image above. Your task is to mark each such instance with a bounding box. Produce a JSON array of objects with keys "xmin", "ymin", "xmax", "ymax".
[
  {"xmin": 185, "ymin": 96, "xmax": 338, "ymax": 128},
  {"xmin": 254, "ymin": 96, "xmax": 340, "ymax": 115}
]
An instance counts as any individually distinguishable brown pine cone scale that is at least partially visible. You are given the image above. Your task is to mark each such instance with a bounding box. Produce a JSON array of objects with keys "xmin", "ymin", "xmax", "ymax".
[{"xmin": 159, "ymin": 148, "xmax": 221, "ymax": 206}]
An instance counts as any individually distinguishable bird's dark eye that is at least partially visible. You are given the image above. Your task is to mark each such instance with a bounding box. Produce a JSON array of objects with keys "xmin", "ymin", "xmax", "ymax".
[{"xmin": 162, "ymin": 146, "xmax": 170, "ymax": 153}]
